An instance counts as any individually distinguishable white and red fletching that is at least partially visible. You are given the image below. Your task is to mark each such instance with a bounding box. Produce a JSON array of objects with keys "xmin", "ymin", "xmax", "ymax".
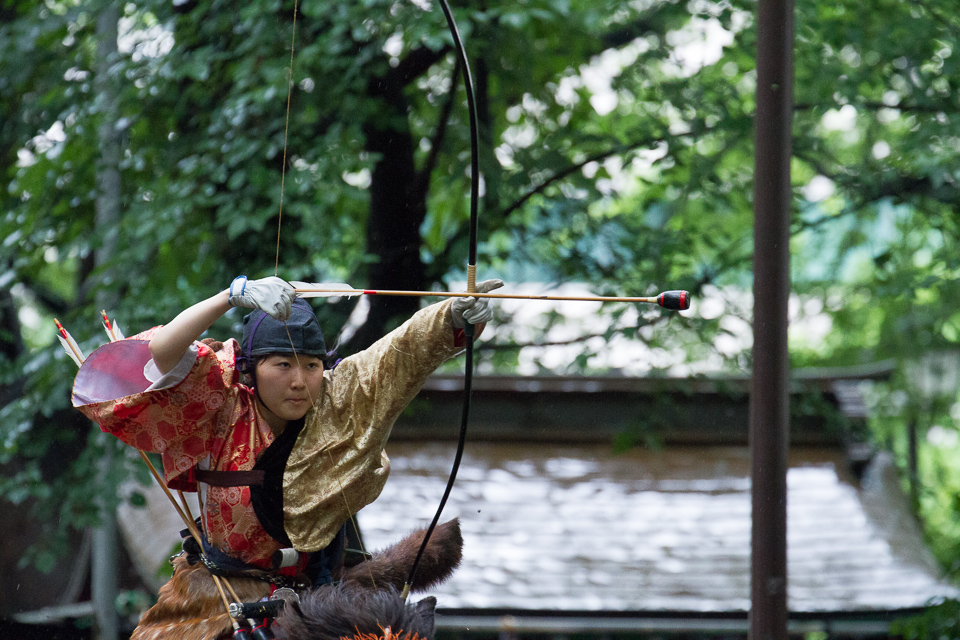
[
  {"xmin": 291, "ymin": 282, "xmax": 364, "ymax": 299},
  {"xmin": 55, "ymin": 320, "xmax": 86, "ymax": 368},
  {"xmin": 101, "ymin": 311, "xmax": 125, "ymax": 342}
]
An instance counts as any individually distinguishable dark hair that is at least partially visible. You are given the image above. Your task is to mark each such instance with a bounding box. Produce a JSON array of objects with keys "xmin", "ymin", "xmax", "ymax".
[{"xmin": 239, "ymin": 349, "xmax": 341, "ymax": 387}]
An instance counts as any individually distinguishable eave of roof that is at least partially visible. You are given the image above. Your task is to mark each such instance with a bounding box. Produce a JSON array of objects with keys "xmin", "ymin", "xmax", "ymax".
[
  {"xmin": 423, "ymin": 359, "xmax": 895, "ymax": 395},
  {"xmin": 432, "ymin": 607, "xmax": 928, "ymax": 636},
  {"xmin": 395, "ymin": 369, "xmax": 884, "ymax": 446}
]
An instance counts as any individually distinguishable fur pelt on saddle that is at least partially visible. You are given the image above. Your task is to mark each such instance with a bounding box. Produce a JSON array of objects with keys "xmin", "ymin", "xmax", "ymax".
[{"xmin": 131, "ymin": 519, "xmax": 463, "ymax": 640}]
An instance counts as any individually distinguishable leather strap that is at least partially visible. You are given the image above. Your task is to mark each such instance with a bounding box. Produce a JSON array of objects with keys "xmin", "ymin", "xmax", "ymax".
[{"xmin": 194, "ymin": 469, "xmax": 265, "ymax": 487}]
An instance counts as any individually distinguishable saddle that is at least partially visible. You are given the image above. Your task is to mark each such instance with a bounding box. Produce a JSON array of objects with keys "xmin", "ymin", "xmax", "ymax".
[{"xmin": 131, "ymin": 519, "xmax": 462, "ymax": 640}]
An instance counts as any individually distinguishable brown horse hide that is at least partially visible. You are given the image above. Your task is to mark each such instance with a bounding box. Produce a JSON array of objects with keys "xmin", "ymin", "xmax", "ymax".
[
  {"xmin": 131, "ymin": 519, "xmax": 463, "ymax": 640},
  {"xmin": 131, "ymin": 556, "xmax": 271, "ymax": 640}
]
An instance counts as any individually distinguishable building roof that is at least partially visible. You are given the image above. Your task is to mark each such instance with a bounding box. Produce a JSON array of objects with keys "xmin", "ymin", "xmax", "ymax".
[{"xmin": 357, "ymin": 442, "xmax": 955, "ymax": 616}]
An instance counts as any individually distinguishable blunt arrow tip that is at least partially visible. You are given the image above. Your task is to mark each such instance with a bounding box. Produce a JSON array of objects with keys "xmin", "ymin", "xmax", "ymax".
[{"xmin": 656, "ymin": 290, "xmax": 690, "ymax": 311}]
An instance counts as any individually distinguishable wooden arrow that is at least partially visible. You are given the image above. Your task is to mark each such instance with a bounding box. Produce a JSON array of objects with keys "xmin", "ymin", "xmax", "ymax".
[{"xmin": 293, "ymin": 284, "xmax": 691, "ymax": 311}]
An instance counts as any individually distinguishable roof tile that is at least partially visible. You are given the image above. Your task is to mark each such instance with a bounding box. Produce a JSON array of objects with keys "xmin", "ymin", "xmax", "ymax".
[{"xmin": 358, "ymin": 443, "xmax": 955, "ymax": 613}]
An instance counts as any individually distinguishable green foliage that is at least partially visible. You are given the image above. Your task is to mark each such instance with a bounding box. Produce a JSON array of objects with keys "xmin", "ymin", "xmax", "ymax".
[
  {"xmin": 891, "ymin": 598, "xmax": 960, "ymax": 639},
  {"xmin": 0, "ymin": 0, "xmax": 743, "ymax": 570},
  {"xmin": 921, "ymin": 439, "xmax": 960, "ymax": 576},
  {"xmin": 2, "ymin": 0, "xmax": 960, "ymax": 592},
  {"xmin": 781, "ymin": 0, "xmax": 960, "ymax": 590}
]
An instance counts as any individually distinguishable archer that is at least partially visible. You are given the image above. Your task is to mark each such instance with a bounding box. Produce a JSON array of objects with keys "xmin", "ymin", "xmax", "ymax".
[{"xmin": 71, "ymin": 275, "xmax": 502, "ymax": 637}]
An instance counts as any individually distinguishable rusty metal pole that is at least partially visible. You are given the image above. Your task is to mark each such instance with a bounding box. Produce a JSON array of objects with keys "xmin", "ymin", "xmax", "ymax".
[{"xmin": 750, "ymin": 0, "xmax": 794, "ymax": 636}]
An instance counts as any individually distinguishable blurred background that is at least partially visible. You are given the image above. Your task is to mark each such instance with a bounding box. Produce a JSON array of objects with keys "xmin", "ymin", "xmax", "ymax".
[{"xmin": 2, "ymin": 0, "xmax": 960, "ymax": 637}]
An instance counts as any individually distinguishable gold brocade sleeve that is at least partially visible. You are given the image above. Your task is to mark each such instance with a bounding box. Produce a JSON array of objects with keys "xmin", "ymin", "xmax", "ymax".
[{"xmin": 281, "ymin": 300, "xmax": 462, "ymax": 551}]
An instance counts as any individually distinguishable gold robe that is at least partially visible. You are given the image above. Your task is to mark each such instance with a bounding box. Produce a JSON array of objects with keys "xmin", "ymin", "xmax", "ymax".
[{"xmin": 282, "ymin": 299, "xmax": 463, "ymax": 551}]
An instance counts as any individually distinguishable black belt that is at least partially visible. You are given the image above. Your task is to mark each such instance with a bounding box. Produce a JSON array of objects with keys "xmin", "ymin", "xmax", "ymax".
[{"xmin": 195, "ymin": 469, "xmax": 265, "ymax": 487}]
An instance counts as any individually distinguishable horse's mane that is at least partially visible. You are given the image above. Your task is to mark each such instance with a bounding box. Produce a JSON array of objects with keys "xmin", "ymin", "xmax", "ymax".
[
  {"xmin": 273, "ymin": 519, "xmax": 463, "ymax": 640},
  {"xmin": 273, "ymin": 585, "xmax": 437, "ymax": 640}
]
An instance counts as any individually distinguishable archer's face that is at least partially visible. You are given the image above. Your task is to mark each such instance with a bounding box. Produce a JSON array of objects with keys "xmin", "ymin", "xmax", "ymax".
[{"xmin": 255, "ymin": 354, "xmax": 324, "ymax": 433}]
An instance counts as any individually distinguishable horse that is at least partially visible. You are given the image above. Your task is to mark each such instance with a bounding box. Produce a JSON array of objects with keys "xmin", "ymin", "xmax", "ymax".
[{"xmin": 131, "ymin": 519, "xmax": 463, "ymax": 640}]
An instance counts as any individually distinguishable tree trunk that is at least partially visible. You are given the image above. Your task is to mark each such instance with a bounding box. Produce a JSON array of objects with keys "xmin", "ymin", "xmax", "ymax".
[
  {"xmin": 474, "ymin": 7, "xmax": 499, "ymax": 225},
  {"xmin": 0, "ymin": 269, "xmax": 24, "ymax": 407},
  {"xmin": 92, "ymin": 5, "xmax": 121, "ymax": 639},
  {"xmin": 351, "ymin": 83, "xmax": 427, "ymax": 349}
]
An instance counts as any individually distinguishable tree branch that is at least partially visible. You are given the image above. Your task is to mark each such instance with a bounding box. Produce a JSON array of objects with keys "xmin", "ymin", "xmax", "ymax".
[
  {"xmin": 477, "ymin": 332, "xmax": 642, "ymax": 352},
  {"xmin": 430, "ymin": 118, "xmax": 743, "ymax": 270},
  {"xmin": 905, "ymin": 0, "xmax": 960, "ymax": 37},
  {"xmin": 795, "ymin": 100, "xmax": 958, "ymax": 115},
  {"xmin": 380, "ymin": 44, "xmax": 452, "ymax": 94},
  {"xmin": 592, "ymin": 4, "xmax": 691, "ymax": 58},
  {"xmin": 415, "ymin": 62, "xmax": 460, "ymax": 202},
  {"xmin": 496, "ymin": 125, "xmax": 719, "ymax": 221},
  {"xmin": 794, "ymin": 147, "xmax": 960, "ymax": 215}
]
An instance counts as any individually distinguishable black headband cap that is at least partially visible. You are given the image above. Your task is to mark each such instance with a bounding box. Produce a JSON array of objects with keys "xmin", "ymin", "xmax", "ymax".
[{"xmin": 241, "ymin": 298, "xmax": 326, "ymax": 359}]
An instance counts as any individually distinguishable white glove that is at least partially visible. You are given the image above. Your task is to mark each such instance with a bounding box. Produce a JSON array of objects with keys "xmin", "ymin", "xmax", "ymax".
[
  {"xmin": 228, "ymin": 276, "xmax": 295, "ymax": 320},
  {"xmin": 451, "ymin": 279, "xmax": 504, "ymax": 329}
]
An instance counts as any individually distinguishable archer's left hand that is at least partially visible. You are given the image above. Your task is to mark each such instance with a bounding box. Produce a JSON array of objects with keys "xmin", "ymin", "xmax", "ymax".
[{"xmin": 451, "ymin": 279, "xmax": 504, "ymax": 328}]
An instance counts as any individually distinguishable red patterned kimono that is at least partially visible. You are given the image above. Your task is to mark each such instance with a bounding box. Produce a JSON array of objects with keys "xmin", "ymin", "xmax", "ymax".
[{"xmin": 72, "ymin": 300, "xmax": 463, "ymax": 568}]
